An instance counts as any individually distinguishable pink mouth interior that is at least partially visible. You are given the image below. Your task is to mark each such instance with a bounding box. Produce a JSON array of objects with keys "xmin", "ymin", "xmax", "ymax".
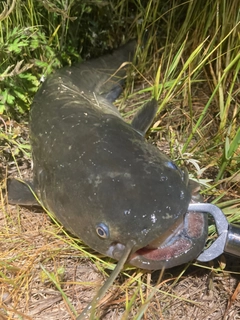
[
  {"xmin": 130, "ymin": 211, "xmax": 205, "ymax": 262},
  {"xmin": 134, "ymin": 237, "xmax": 192, "ymax": 261}
]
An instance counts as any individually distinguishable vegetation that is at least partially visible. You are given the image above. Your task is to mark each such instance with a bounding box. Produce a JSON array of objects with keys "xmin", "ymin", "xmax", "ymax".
[{"xmin": 0, "ymin": 0, "xmax": 239, "ymax": 319}]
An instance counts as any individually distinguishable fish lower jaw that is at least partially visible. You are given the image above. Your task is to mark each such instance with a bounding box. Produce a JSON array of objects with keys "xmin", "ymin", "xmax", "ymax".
[
  {"xmin": 129, "ymin": 237, "xmax": 193, "ymax": 270},
  {"xmin": 128, "ymin": 210, "xmax": 208, "ymax": 270}
]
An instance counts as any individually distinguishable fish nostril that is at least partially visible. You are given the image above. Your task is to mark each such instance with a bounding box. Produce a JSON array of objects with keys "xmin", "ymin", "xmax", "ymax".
[{"xmin": 96, "ymin": 223, "xmax": 110, "ymax": 238}]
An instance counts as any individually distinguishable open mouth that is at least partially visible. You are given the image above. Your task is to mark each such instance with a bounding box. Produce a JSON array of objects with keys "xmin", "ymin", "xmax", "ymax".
[{"xmin": 129, "ymin": 210, "xmax": 208, "ymax": 270}]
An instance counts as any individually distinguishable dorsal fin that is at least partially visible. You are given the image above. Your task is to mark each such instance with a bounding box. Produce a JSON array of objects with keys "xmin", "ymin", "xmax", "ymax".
[
  {"xmin": 7, "ymin": 179, "xmax": 40, "ymax": 206},
  {"xmin": 131, "ymin": 99, "xmax": 158, "ymax": 134}
]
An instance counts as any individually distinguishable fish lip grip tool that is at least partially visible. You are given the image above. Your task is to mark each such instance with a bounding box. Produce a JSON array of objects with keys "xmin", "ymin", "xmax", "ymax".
[{"xmin": 188, "ymin": 203, "xmax": 240, "ymax": 262}]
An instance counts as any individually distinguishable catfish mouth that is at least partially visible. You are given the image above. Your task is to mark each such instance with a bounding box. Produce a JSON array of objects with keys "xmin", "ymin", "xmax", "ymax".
[{"xmin": 128, "ymin": 209, "xmax": 208, "ymax": 270}]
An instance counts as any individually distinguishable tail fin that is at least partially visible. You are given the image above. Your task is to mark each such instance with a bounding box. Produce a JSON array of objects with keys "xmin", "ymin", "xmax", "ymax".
[{"xmin": 74, "ymin": 40, "xmax": 137, "ymax": 103}]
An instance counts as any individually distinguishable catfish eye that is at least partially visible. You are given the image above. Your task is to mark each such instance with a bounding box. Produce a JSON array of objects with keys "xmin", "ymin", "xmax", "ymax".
[{"xmin": 96, "ymin": 223, "xmax": 109, "ymax": 239}]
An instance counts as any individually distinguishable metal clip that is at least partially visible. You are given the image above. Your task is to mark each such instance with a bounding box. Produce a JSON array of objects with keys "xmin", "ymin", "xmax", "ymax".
[{"xmin": 188, "ymin": 203, "xmax": 229, "ymax": 262}]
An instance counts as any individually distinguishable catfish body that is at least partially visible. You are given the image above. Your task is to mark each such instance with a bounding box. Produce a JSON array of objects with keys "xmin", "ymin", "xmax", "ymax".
[{"xmin": 9, "ymin": 42, "xmax": 208, "ymax": 269}]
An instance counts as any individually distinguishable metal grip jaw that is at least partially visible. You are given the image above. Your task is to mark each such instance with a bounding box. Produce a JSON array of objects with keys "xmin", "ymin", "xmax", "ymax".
[
  {"xmin": 188, "ymin": 203, "xmax": 240, "ymax": 262},
  {"xmin": 224, "ymin": 224, "xmax": 240, "ymax": 257}
]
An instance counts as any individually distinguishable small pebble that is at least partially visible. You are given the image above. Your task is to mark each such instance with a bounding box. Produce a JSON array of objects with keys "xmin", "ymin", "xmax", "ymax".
[{"xmin": 1, "ymin": 292, "xmax": 12, "ymax": 304}]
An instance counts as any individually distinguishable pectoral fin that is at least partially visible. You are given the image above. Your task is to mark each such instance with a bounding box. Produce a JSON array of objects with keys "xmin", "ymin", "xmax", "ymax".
[{"xmin": 7, "ymin": 179, "xmax": 40, "ymax": 206}]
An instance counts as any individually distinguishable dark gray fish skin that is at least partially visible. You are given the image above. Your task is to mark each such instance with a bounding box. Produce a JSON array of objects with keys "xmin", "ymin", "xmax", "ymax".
[
  {"xmin": 7, "ymin": 179, "xmax": 37, "ymax": 206},
  {"xmin": 9, "ymin": 41, "xmax": 208, "ymax": 270}
]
